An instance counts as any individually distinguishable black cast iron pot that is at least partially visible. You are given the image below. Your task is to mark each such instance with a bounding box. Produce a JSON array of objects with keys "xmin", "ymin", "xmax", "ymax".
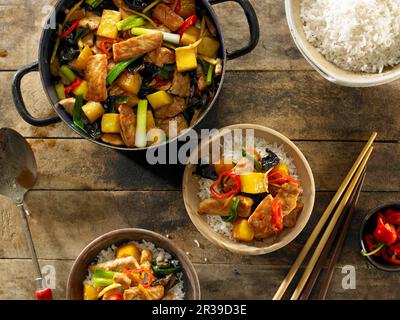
[{"xmin": 12, "ymin": 0, "xmax": 259, "ymax": 151}]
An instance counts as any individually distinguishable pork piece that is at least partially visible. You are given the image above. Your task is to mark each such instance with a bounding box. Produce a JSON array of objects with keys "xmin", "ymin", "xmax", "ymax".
[
  {"xmin": 91, "ymin": 256, "xmax": 139, "ymax": 272},
  {"xmin": 123, "ymin": 285, "xmax": 165, "ymax": 300},
  {"xmin": 113, "ymin": 273, "xmax": 131, "ymax": 289},
  {"xmin": 152, "ymin": 4, "xmax": 184, "ymax": 31},
  {"xmin": 157, "ymin": 114, "xmax": 188, "ymax": 138},
  {"xmin": 140, "ymin": 249, "xmax": 153, "ymax": 270},
  {"xmin": 154, "ymin": 97, "xmax": 186, "ymax": 120},
  {"xmin": 196, "ymin": 65, "xmax": 207, "ymax": 91},
  {"xmin": 198, "ymin": 196, "xmax": 253, "ymax": 217},
  {"xmin": 113, "ymin": 32, "xmax": 163, "ymax": 62},
  {"xmin": 79, "ymin": 12, "xmax": 101, "ymax": 30},
  {"xmin": 85, "ymin": 54, "xmax": 108, "ymax": 102},
  {"xmin": 283, "ymin": 201, "xmax": 304, "ymax": 228},
  {"xmin": 147, "ymin": 47, "xmax": 175, "ymax": 67},
  {"xmin": 276, "ymin": 182, "xmax": 301, "ymax": 217},
  {"xmin": 68, "ymin": 8, "xmax": 86, "ymax": 22},
  {"xmin": 169, "ymin": 71, "xmax": 190, "ymax": 97},
  {"xmin": 248, "ymin": 195, "xmax": 275, "ymax": 239},
  {"xmin": 118, "ymin": 104, "xmax": 136, "ymax": 147}
]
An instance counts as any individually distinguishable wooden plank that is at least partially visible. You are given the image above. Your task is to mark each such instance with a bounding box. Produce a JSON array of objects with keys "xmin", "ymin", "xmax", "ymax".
[
  {"xmin": 1, "ymin": 71, "xmax": 399, "ymax": 140},
  {"xmin": 20, "ymin": 139, "xmax": 400, "ymax": 191},
  {"xmin": 0, "ymin": 0, "xmax": 309, "ymax": 71},
  {"xmin": 0, "ymin": 259, "xmax": 398, "ymax": 300},
  {"xmin": 1, "ymin": 191, "xmax": 398, "ymax": 266}
]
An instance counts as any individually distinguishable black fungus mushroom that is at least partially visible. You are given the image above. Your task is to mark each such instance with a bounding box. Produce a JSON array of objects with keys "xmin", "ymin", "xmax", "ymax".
[
  {"xmin": 124, "ymin": 0, "xmax": 153, "ymax": 12},
  {"xmin": 261, "ymin": 148, "xmax": 280, "ymax": 172},
  {"xmin": 196, "ymin": 164, "xmax": 218, "ymax": 181}
]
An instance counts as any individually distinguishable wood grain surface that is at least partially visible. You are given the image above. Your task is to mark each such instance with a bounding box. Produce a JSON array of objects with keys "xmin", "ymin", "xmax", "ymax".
[{"xmin": 0, "ymin": 0, "xmax": 399, "ymax": 300}]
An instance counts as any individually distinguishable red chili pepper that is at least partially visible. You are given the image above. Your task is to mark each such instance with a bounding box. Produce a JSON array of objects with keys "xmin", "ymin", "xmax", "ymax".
[
  {"xmin": 60, "ymin": 20, "xmax": 80, "ymax": 39},
  {"xmin": 271, "ymin": 197, "xmax": 283, "ymax": 232},
  {"xmin": 64, "ymin": 77, "xmax": 83, "ymax": 96},
  {"xmin": 177, "ymin": 15, "xmax": 197, "ymax": 35},
  {"xmin": 268, "ymin": 171, "xmax": 301, "ymax": 187},
  {"xmin": 210, "ymin": 170, "xmax": 241, "ymax": 199},
  {"xmin": 34, "ymin": 288, "xmax": 53, "ymax": 300},
  {"xmin": 363, "ymin": 234, "xmax": 382, "ymax": 257},
  {"xmin": 382, "ymin": 246, "xmax": 400, "ymax": 265},
  {"xmin": 373, "ymin": 213, "xmax": 397, "ymax": 245},
  {"xmin": 385, "ymin": 209, "xmax": 400, "ymax": 225},
  {"xmin": 98, "ymin": 40, "xmax": 115, "ymax": 56},
  {"xmin": 194, "ymin": 87, "xmax": 200, "ymax": 95},
  {"xmin": 174, "ymin": 0, "xmax": 181, "ymax": 13},
  {"xmin": 123, "ymin": 268, "xmax": 153, "ymax": 289}
]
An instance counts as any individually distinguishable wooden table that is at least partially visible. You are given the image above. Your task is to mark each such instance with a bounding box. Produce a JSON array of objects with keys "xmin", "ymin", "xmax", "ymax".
[{"xmin": 0, "ymin": 0, "xmax": 399, "ymax": 300}]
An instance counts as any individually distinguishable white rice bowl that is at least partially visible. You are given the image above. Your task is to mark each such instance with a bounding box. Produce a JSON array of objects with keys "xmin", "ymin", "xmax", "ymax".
[
  {"xmin": 84, "ymin": 240, "xmax": 185, "ymax": 300},
  {"xmin": 197, "ymin": 137, "xmax": 302, "ymax": 245}
]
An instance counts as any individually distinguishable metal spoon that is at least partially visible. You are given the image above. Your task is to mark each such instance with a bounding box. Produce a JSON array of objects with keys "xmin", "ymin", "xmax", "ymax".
[{"xmin": 0, "ymin": 128, "xmax": 52, "ymax": 300}]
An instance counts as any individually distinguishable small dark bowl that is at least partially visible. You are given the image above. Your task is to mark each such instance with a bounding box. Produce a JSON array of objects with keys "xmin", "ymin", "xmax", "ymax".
[
  {"xmin": 66, "ymin": 229, "xmax": 201, "ymax": 299},
  {"xmin": 360, "ymin": 203, "xmax": 400, "ymax": 272}
]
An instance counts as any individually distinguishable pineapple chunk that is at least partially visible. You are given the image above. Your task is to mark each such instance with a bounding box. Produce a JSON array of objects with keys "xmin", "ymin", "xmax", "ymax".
[
  {"xmin": 198, "ymin": 36, "xmax": 220, "ymax": 58},
  {"xmin": 83, "ymin": 282, "xmax": 99, "ymax": 300},
  {"xmin": 233, "ymin": 219, "xmax": 255, "ymax": 242},
  {"xmin": 175, "ymin": 46, "xmax": 198, "ymax": 72},
  {"xmin": 101, "ymin": 113, "xmax": 121, "ymax": 133},
  {"xmin": 97, "ymin": 10, "xmax": 121, "ymax": 39},
  {"xmin": 181, "ymin": 26, "xmax": 200, "ymax": 46},
  {"xmin": 147, "ymin": 91, "xmax": 173, "ymax": 109},
  {"xmin": 72, "ymin": 80, "xmax": 88, "ymax": 98},
  {"xmin": 116, "ymin": 72, "xmax": 142, "ymax": 95},
  {"xmin": 116, "ymin": 243, "xmax": 141, "ymax": 262},
  {"xmin": 82, "ymin": 101, "xmax": 105, "ymax": 123},
  {"xmin": 101, "ymin": 134, "xmax": 125, "ymax": 146},
  {"xmin": 75, "ymin": 45, "xmax": 93, "ymax": 70}
]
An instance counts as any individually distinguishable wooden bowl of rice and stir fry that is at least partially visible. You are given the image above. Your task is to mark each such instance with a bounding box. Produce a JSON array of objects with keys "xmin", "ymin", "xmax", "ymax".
[{"xmin": 183, "ymin": 124, "xmax": 315, "ymax": 255}]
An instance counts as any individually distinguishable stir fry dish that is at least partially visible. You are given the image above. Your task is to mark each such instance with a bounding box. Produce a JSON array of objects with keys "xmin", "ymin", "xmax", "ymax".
[
  {"xmin": 196, "ymin": 146, "xmax": 304, "ymax": 242},
  {"xmin": 51, "ymin": 0, "xmax": 223, "ymax": 148},
  {"xmin": 83, "ymin": 241, "xmax": 185, "ymax": 300},
  {"xmin": 362, "ymin": 208, "xmax": 400, "ymax": 265}
]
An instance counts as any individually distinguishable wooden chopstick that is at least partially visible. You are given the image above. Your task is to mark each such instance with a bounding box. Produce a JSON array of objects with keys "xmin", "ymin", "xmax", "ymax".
[
  {"xmin": 299, "ymin": 168, "xmax": 366, "ymax": 300},
  {"xmin": 316, "ymin": 171, "xmax": 367, "ymax": 300},
  {"xmin": 272, "ymin": 132, "xmax": 377, "ymax": 300},
  {"xmin": 290, "ymin": 146, "xmax": 373, "ymax": 300}
]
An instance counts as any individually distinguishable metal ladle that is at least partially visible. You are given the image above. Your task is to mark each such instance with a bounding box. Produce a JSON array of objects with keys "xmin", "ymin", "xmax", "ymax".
[{"xmin": 0, "ymin": 128, "xmax": 52, "ymax": 300}]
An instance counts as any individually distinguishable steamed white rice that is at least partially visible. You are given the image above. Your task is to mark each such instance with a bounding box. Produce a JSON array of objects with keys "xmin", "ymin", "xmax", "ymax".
[
  {"xmin": 197, "ymin": 137, "xmax": 300, "ymax": 241},
  {"xmin": 85, "ymin": 240, "xmax": 185, "ymax": 300},
  {"xmin": 301, "ymin": 0, "xmax": 400, "ymax": 73}
]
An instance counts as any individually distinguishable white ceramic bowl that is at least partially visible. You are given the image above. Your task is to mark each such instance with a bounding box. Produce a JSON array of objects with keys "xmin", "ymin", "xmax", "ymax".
[
  {"xmin": 285, "ymin": 0, "xmax": 400, "ymax": 87},
  {"xmin": 182, "ymin": 124, "xmax": 315, "ymax": 255}
]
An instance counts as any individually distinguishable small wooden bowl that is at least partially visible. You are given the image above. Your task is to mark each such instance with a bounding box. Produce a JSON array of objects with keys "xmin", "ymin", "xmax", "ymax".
[
  {"xmin": 360, "ymin": 203, "xmax": 400, "ymax": 272},
  {"xmin": 66, "ymin": 228, "xmax": 201, "ymax": 300},
  {"xmin": 286, "ymin": 0, "xmax": 400, "ymax": 87},
  {"xmin": 182, "ymin": 124, "xmax": 315, "ymax": 255}
]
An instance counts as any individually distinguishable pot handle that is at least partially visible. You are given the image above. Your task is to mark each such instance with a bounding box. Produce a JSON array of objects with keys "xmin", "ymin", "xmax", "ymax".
[
  {"xmin": 209, "ymin": 0, "xmax": 259, "ymax": 60},
  {"xmin": 12, "ymin": 62, "xmax": 61, "ymax": 127}
]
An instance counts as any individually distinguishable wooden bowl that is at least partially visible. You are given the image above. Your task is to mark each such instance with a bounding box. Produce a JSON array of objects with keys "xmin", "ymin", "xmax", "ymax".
[
  {"xmin": 285, "ymin": 0, "xmax": 400, "ymax": 87},
  {"xmin": 182, "ymin": 124, "xmax": 315, "ymax": 255},
  {"xmin": 360, "ymin": 203, "xmax": 400, "ymax": 272},
  {"xmin": 66, "ymin": 228, "xmax": 201, "ymax": 300}
]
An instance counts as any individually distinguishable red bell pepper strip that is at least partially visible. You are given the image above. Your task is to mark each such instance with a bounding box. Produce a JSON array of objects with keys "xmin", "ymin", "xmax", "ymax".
[
  {"xmin": 64, "ymin": 77, "xmax": 83, "ymax": 96},
  {"xmin": 385, "ymin": 209, "xmax": 400, "ymax": 225},
  {"xmin": 210, "ymin": 170, "xmax": 241, "ymax": 199},
  {"xmin": 268, "ymin": 171, "xmax": 301, "ymax": 187},
  {"xmin": 373, "ymin": 213, "xmax": 397, "ymax": 245},
  {"xmin": 60, "ymin": 20, "xmax": 80, "ymax": 39},
  {"xmin": 177, "ymin": 15, "xmax": 197, "ymax": 35},
  {"xmin": 123, "ymin": 268, "xmax": 153, "ymax": 289},
  {"xmin": 271, "ymin": 197, "xmax": 283, "ymax": 233}
]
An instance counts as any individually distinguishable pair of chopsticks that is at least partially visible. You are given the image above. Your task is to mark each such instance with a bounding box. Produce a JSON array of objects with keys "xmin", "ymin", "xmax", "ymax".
[{"xmin": 273, "ymin": 132, "xmax": 377, "ymax": 300}]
